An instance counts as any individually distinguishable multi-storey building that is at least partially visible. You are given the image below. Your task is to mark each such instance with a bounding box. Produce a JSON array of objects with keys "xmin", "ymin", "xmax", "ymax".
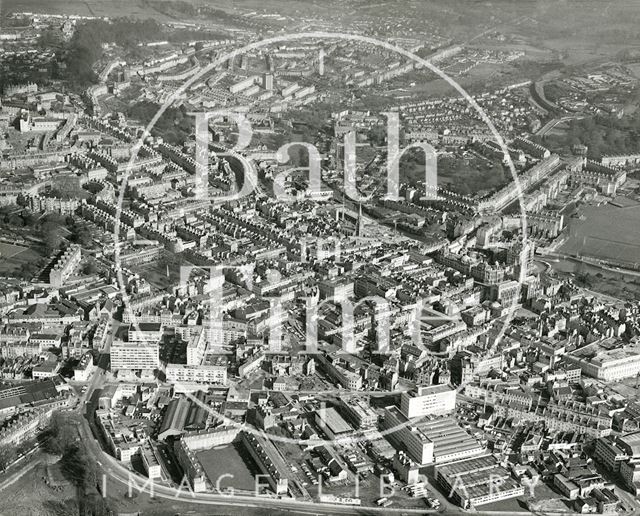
[
  {"xmin": 0, "ymin": 402, "xmax": 67, "ymax": 447},
  {"xmin": 318, "ymin": 279, "xmax": 354, "ymax": 301},
  {"xmin": 316, "ymin": 354, "xmax": 363, "ymax": 390},
  {"xmin": 383, "ymin": 405, "xmax": 485, "ymax": 466},
  {"xmin": 381, "ymin": 406, "xmax": 434, "ymax": 465},
  {"xmin": 594, "ymin": 434, "xmax": 635, "ymax": 473},
  {"xmin": 174, "ymin": 427, "xmax": 239, "ymax": 493},
  {"xmin": 140, "ymin": 439, "xmax": 163, "ymax": 479},
  {"xmin": 165, "ymin": 364, "xmax": 227, "ymax": 385},
  {"xmin": 185, "ymin": 327, "xmax": 206, "ymax": 366},
  {"xmin": 527, "ymin": 211, "xmax": 564, "ymax": 239},
  {"xmin": 400, "ymin": 384, "xmax": 456, "ymax": 418},
  {"xmin": 118, "ymin": 247, "xmax": 164, "ymax": 267},
  {"xmin": 95, "ymin": 409, "xmax": 143, "ymax": 463},
  {"xmin": 127, "ymin": 322, "xmax": 163, "ymax": 343},
  {"xmin": 511, "ymin": 136, "xmax": 551, "ymax": 159},
  {"xmin": 620, "ymin": 459, "xmax": 640, "ymax": 495},
  {"xmin": 339, "ymin": 397, "xmax": 378, "ymax": 429},
  {"xmin": 110, "ymin": 340, "xmax": 159, "ymax": 372},
  {"xmin": 490, "ymin": 280, "xmax": 521, "ymax": 307},
  {"xmin": 464, "ymin": 381, "xmax": 535, "ymax": 410},
  {"xmin": 240, "ymin": 431, "xmax": 290, "ymax": 495},
  {"xmin": 436, "ymin": 455, "xmax": 524, "ymax": 509},
  {"xmin": 569, "ymin": 159, "xmax": 627, "ymax": 195},
  {"xmin": 565, "ymin": 339, "xmax": 640, "ymax": 382},
  {"xmin": 494, "ymin": 399, "xmax": 612, "ymax": 438},
  {"xmin": 49, "ymin": 246, "xmax": 81, "ymax": 287},
  {"xmin": 28, "ymin": 194, "xmax": 81, "ymax": 215},
  {"xmin": 477, "ymin": 155, "xmax": 561, "ymax": 213},
  {"xmin": 73, "ymin": 353, "xmax": 96, "ymax": 382},
  {"xmin": 601, "ymin": 154, "xmax": 640, "ymax": 167}
]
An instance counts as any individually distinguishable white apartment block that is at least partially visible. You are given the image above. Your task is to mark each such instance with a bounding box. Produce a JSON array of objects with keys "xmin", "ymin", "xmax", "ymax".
[
  {"xmin": 165, "ymin": 364, "xmax": 227, "ymax": 385},
  {"xmin": 110, "ymin": 340, "xmax": 159, "ymax": 371},
  {"xmin": 185, "ymin": 328, "xmax": 206, "ymax": 366}
]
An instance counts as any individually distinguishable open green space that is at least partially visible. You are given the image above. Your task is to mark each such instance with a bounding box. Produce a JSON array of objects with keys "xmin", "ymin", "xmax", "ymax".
[{"xmin": 560, "ymin": 201, "xmax": 640, "ymax": 265}]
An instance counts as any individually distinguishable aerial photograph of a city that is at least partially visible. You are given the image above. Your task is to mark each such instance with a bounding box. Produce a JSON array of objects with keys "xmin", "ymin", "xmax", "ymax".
[{"xmin": 2, "ymin": 1, "xmax": 640, "ymax": 515}]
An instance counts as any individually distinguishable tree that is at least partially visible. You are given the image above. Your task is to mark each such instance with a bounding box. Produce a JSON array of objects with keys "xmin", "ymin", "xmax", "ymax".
[
  {"xmin": 22, "ymin": 211, "xmax": 37, "ymax": 226},
  {"xmin": 71, "ymin": 226, "xmax": 92, "ymax": 246},
  {"xmin": 84, "ymin": 494, "xmax": 110, "ymax": 516},
  {"xmin": 367, "ymin": 125, "xmax": 387, "ymax": 146},
  {"xmin": 44, "ymin": 231, "xmax": 63, "ymax": 255},
  {"xmin": 8, "ymin": 214, "xmax": 24, "ymax": 227},
  {"xmin": 37, "ymin": 29, "xmax": 62, "ymax": 49},
  {"xmin": 0, "ymin": 445, "xmax": 17, "ymax": 471},
  {"xmin": 82, "ymin": 260, "xmax": 98, "ymax": 275},
  {"xmin": 18, "ymin": 261, "xmax": 39, "ymax": 280},
  {"xmin": 60, "ymin": 444, "xmax": 90, "ymax": 486},
  {"xmin": 41, "ymin": 412, "xmax": 78, "ymax": 456}
]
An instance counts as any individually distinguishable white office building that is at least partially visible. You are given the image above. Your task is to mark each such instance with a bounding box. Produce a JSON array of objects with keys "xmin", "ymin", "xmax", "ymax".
[{"xmin": 400, "ymin": 384, "xmax": 456, "ymax": 419}]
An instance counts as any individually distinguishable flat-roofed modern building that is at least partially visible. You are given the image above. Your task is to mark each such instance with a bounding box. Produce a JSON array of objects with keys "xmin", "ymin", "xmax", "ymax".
[
  {"xmin": 595, "ymin": 436, "xmax": 632, "ymax": 473},
  {"xmin": 140, "ymin": 439, "xmax": 162, "ymax": 479},
  {"xmin": 185, "ymin": 327, "xmax": 206, "ymax": 366},
  {"xmin": 110, "ymin": 340, "xmax": 159, "ymax": 372},
  {"xmin": 165, "ymin": 363, "xmax": 227, "ymax": 386},
  {"xmin": 400, "ymin": 384, "xmax": 456, "ymax": 419},
  {"xmin": 621, "ymin": 459, "xmax": 640, "ymax": 495},
  {"xmin": 595, "ymin": 431, "xmax": 640, "ymax": 493},
  {"xmin": 127, "ymin": 322, "xmax": 163, "ymax": 343},
  {"xmin": 339, "ymin": 397, "xmax": 378, "ymax": 429},
  {"xmin": 565, "ymin": 339, "xmax": 640, "ymax": 382},
  {"xmin": 381, "ymin": 406, "xmax": 434, "ymax": 465},
  {"xmin": 318, "ymin": 279, "xmax": 354, "ymax": 301},
  {"xmin": 382, "ymin": 406, "xmax": 483, "ymax": 466},
  {"xmin": 416, "ymin": 416, "xmax": 484, "ymax": 464},
  {"xmin": 436, "ymin": 455, "xmax": 524, "ymax": 508},
  {"xmin": 315, "ymin": 406, "xmax": 354, "ymax": 440}
]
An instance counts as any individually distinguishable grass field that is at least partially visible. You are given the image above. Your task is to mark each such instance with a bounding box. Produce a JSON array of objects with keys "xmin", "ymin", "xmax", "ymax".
[
  {"xmin": 0, "ymin": 241, "xmax": 42, "ymax": 276},
  {"xmin": 1, "ymin": 458, "xmax": 78, "ymax": 516},
  {"xmin": 0, "ymin": 241, "xmax": 27, "ymax": 259},
  {"xmin": 560, "ymin": 201, "xmax": 640, "ymax": 265},
  {"xmin": 130, "ymin": 259, "xmax": 183, "ymax": 290}
]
